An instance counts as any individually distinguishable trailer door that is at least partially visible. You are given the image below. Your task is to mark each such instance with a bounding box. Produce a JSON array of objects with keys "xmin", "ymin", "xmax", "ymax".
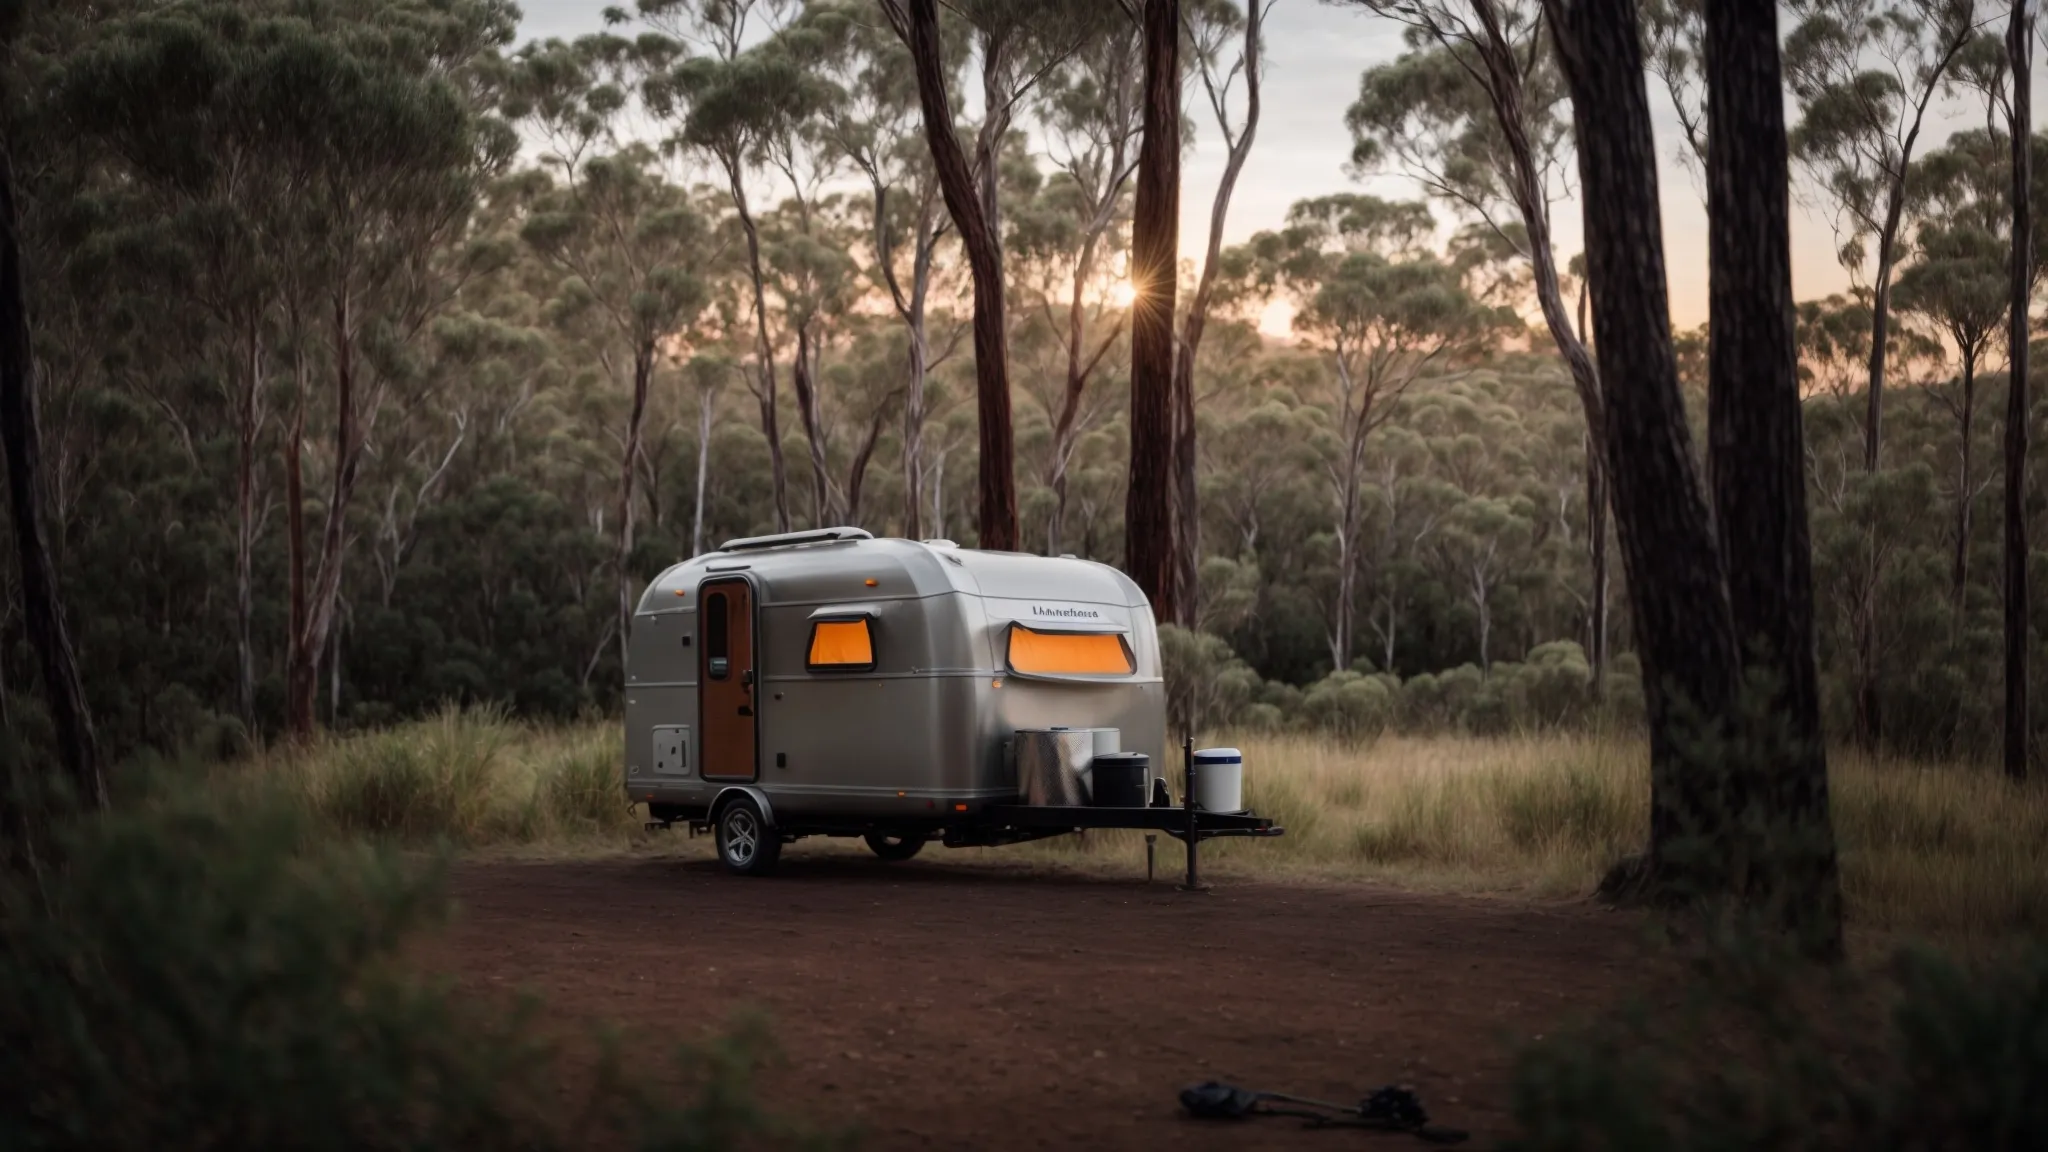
[{"xmin": 698, "ymin": 577, "xmax": 759, "ymax": 780}]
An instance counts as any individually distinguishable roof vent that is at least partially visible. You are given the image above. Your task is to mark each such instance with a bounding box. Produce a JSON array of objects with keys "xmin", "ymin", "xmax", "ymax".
[{"xmin": 922, "ymin": 538, "xmax": 958, "ymax": 548}]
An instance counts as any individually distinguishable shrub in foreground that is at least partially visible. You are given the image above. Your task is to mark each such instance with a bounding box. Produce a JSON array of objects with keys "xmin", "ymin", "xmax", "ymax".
[
  {"xmin": 0, "ymin": 776, "xmax": 833, "ymax": 1151},
  {"xmin": 1502, "ymin": 933, "xmax": 2048, "ymax": 1150}
]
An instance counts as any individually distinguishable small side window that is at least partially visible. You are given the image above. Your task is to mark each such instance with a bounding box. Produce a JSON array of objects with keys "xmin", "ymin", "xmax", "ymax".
[
  {"xmin": 704, "ymin": 591, "xmax": 730, "ymax": 679},
  {"xmin": 806, "ymin": 617, "xmax": 875, "ymax": 672}
]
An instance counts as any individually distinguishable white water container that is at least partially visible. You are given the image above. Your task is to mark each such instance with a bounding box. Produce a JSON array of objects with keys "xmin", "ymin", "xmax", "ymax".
[{"xmin": 1192, "ymin": 747, "xmax": 1244, "ymax": 813}]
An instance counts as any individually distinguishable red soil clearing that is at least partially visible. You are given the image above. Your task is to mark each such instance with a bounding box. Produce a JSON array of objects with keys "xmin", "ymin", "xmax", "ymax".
[{"xmin": 441, "ymin": 854, "xmax": 1647, "ymax": 1149}]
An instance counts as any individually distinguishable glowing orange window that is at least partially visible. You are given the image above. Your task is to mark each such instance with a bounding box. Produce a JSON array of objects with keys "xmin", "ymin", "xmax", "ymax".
[
  {"xmin": 807, "ymin": 618, "xmax": 875, "ymax": 671},
  {"xmin": 1006, "ymin": 625, "xmax": 1134, "ymax": 675}
]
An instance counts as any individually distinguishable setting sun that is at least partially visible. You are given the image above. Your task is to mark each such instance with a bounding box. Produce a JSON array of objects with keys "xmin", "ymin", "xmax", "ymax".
[{"xmin": 1108, "ymin": 280, "xmax": 1137, "ymax": 308}]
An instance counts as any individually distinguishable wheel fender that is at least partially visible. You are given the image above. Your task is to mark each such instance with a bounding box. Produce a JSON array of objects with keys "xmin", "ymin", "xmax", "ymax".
[{"xmin": 710, "ymin": 785, "xmax": 775, "ymax": 830}]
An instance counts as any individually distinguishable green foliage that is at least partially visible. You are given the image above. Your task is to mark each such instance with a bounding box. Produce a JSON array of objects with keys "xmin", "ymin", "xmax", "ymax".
[
  {"xmin": 1162, "ymin": 624, "xmax": 1639, "ymax": 739},
  {"xmin": 0, "ymin": 771, "xmax": 830, "ymax": 1150}
]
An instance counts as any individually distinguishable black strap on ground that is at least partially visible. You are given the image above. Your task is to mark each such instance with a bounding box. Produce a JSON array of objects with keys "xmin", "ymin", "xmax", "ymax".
[{"xmin": 1178, "ymin": 1080, "xmax": 1469, "ymax": 1144}]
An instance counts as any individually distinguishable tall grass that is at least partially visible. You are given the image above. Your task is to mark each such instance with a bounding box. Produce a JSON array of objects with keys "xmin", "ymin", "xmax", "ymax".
[
  {"xmin": 994, "ymin": 733, "xmax": 1646, "ymax": 897},
  {"xmin": 271, "ymin": 706, "xmax": 635, "ymax": 848},
  {"xmin": 263, "ymin": 710, "xmax": 2048, "ymax": 938},
  {"xmin": 1000, "ymin": 732, "xmax": 2048, "ymax": 939}
]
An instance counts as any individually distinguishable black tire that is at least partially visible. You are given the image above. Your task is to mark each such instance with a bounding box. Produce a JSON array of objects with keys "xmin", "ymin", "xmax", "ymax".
[
  {"xmin": 863, "ymin": 832, "xmax": 927, "ymax": 862},
  {"xmin": 715, "ymin": 796, "xmax": 780, "ymax": 876}
]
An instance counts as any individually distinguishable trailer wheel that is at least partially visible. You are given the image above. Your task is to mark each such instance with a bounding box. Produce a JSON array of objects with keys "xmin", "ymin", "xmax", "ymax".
[
  {"xmin": 863, "ymin": 832, "xmax": 926, "ymax": 862},
  {"xmin": 715, "ymin": 797, "xmax": 780, "ymax": 876}
]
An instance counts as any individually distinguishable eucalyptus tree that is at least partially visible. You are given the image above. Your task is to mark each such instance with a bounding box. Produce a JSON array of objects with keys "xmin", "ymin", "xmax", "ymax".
[
  {"xmin": 639, "ymin": 0, "xmax": 819, "ymax": 533},
  {"xmin": 1434, "ymin": 494, "xmax": 1533, "ymax": 673},
  {"xmin": 1252, "ymin": 195, "xmax": 1507, "ymax": 670},
  {"xmin": 268, "ymin": 2, "xmax": 517, "ymax": 737},
  {"xmin": 0, "ymin": 7, "xmax": 101, "ymax": 813},
  {"xmin": 759, "ymin": 195, "xmax": 857, "ymax": 525},
  {"xmin": 1784, "ymin": 0, "xmax": 1980, "ymax": 472},
  {"xmin": 1173, "ymin": 0, "xmax": 1274, "ymax": 625},
  {"xmin": 880, "ymin": 0, "xmax": 1111, "ymax": 551},
  {"xmin": 822, "ymin": 321, "xmax": 912, "ymax": 527},
  {"xmin": 807, "ymin": 0, "xmax": 961, "ymax": 538},
  {"xmin": 1333, "ymin": 0, "xmax": 1611, "ymax": 692},
  {"xmin": 1642, "ymin": 0, "xmax": 1707, "ymax": 170},
  {"xmin": 1355, "ymin": 420, "xmax": 1456, "ymax": 675},
  {"xmin": 1707, "ymin": 0, "xmax": 1844, "ymax": 954},
  {"xmin": 1009, "ymin": 16, "xmax": 1143, "ymax": 554},
  {"xmin": 1203, "ymin": 389, "xmax": 1320, "ymax": 559},
  {"xmin": 1543, "ymin": 0, "xmax": 1747, "ymax": 908},
  {"xmin": 2003, "ymin": 0, "xmax": 2032, "ymax": 781},
  {"xmin": 507, "ymin": 37, "xmax": 714, "ymax": 663},
  {"xmin": 1786, "ymin": 0, "xmax": 1982, "ymax": 751},
  {"xmin": 53, "ymin": 2, "xmax": 291, "ymax": 728},
  {"xmin": 1894, "ymin": 129, "xmax": 2047, "ymax": 610},
  {"xmin": 1124, "ymin": 0, "xmax": 1183, "ymax": 621}
]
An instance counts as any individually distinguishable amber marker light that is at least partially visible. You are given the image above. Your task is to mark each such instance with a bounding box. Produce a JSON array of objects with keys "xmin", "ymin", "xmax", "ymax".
[
  {"xmin": 953, "ymin": 803, "xmax": 968, "ymax": 812},
  {"xmin": 864, "ymin": 578, "xmax": 878, "ymax": 587}
]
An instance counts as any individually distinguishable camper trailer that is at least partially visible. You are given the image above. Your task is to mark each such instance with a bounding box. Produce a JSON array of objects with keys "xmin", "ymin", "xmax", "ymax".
[{"xmin": 623, "ymin": 528, "xmax": 1280, "ymax": 876}]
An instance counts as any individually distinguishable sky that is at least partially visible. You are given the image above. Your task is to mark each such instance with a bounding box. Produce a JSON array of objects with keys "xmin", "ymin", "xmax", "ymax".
[{"xmin": 513, "ymin": 0, "xmax": 2042, "ymax": 331}]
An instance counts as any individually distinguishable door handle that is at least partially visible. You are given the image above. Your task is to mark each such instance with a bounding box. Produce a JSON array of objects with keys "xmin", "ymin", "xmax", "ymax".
[{"xmin": 741, "ymin": 668, "xmax": 755, "ymax": 689}]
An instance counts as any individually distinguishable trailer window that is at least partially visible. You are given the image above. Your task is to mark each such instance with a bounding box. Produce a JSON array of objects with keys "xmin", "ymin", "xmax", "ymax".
[
  {"xmin": 1006, "ymin": 625, "xmax": 1133, "ymax": 675},
  {"xmin": 807, "ymin": 618, "xmax": 874, "ymax": 671},
  {"xmin": 704, "ymin": 593, "xmax": 729, "ymax": 672}
]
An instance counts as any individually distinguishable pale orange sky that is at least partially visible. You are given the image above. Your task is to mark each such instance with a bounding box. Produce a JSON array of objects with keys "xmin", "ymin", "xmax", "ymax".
[{"xmin": 518, "ymin": 1, "xmax": 2042, "ymax": 336}]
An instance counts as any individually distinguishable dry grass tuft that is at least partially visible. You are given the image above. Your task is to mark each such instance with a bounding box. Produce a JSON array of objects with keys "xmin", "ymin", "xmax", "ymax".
[
  {"xmin": 252, "ymin": 712, "xmax": 2048, "ymax": 939},
  {"xmin": 995, "ymin": 732, "xmax": 2048, "ymax": 940}
]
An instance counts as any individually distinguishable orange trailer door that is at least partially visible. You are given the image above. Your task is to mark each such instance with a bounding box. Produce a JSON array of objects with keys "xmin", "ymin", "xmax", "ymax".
[{"xmin": 698, "ymin": 578, "xmax": 758, "ymax": 780}]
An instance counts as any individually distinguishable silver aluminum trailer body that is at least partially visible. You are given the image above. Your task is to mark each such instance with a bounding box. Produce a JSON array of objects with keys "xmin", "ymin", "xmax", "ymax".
[{"xmin": 623, "ymin": 531, "xmax": 1167, "ymax": 844}]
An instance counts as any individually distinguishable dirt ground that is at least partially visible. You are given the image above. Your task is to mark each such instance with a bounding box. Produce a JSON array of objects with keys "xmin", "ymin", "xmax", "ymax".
[{"xmin": 441, "ymin": 849, "xmax": 1650, "ymax": 1149}]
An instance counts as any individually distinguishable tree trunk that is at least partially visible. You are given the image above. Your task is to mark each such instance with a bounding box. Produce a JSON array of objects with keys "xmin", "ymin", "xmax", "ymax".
[
  {"xmin": 1472, "ymin": 563, "xmax": 1492, "ymax": 674},
  {"xmin": 1381, "ymin": 593, "xmax": 1398, "ymax": 673},
  {"xmin": 692, "ymin": 378, "xmax": 714, "ymax": 558},
  {"xmin": 329, "ymin": 603, "xmax": 343, "ymax": 726},
  {"xmin": 733, "ymin": 178, "xmax": 790, "ymax": 534},
  {"xmin": 0, "ymin": 139, "xmax": 101, "ymax": 810},
  {"xmin": 1125, "ymin": 0, "xmax": 1181, "ymax": 621},
  {"xmin": 904, "ymin": 0, "xmax": 1018, "ymax": 552},
  {"xmin": 289, "ymin": 287, "xmax": 362, "ymax": 736},
  {"xmin": 1471, "ymin": 0, "xmax": 1602, "ymax": 440},
  {"xmin": 1954, "ymin": 350, "xmax": 1977, "ymax": 615},
  {"xmin": 1331, "ymin": 491, "xmax": 1357, "ymax": 672},
  {"xmin": 791, "ymin": 323, "xmax": 832, "ymax": 525},
  {"xmin": 616, "ymin": 344, "xmax": 652, "ymax": 671},
  {"xmin": 844, "ymin": 400, "xmax": 892, "ymax": 526},
  {"xmin": 900, "ymin": 190, "xmax": 937, "ymax": 540},
  {"xmin": 1471, "ymin": 0, "xmax": 1609, "ymax": 689},
  {"xmin": 1704, "ymin": 0, "xmax": 1844, "ymax": 956},
  {"xmin": 901, "ymin": 323, "xmax": 928, "ymax": 539},
  {"xmin": 2007, "ymin": 0, "xmax": 2033, "ymax": 782},
  {"xmin": 1171, "ymin": 2, "xmax": 1266, "ymax": 627},
  {"xmin": 1048, "ymin": 240, "xmax": 1097, "ymax": 554},
  {"xmin": 235, "ymin": 318, "xmax": 261, "ymax": 727},
  {"xmin": 1586, "ymin": 432, "xmax": 1609, "ymax": 696},
  {"xmin": 284, "ymin": 341, "xmax": 309, "ymax": 739},
  {"xmin": 1547, "ymin": 0, "xmax": 1744, "ymax": 902}
]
